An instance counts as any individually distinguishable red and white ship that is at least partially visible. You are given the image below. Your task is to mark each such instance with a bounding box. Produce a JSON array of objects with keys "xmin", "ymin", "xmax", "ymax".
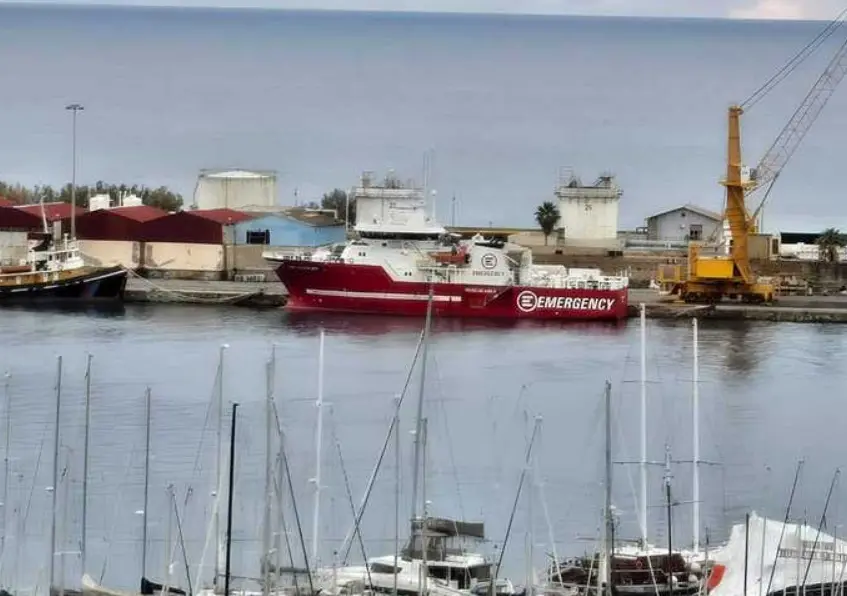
[{"xmin": 265, "ymin": 174, "xmax": 629, "ymax": 321}]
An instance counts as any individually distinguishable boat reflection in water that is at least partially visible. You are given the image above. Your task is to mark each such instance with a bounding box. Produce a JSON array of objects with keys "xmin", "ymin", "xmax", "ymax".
[{"xmin": 281, "ymin": 310, "xmax": 629, "ymax": 337}]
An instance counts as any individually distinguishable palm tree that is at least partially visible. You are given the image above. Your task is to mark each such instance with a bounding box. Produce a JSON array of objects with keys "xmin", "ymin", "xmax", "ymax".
[
  {"xmin": 817, "ymin": 228, "xmax": 846, "ymax": 263},
  {"xmin": 535, "ymin": 201, "xmax": 560, "ymax": 245}
]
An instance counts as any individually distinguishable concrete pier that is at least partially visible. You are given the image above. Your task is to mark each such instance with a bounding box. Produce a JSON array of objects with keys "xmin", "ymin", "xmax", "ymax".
[
  {"xmin": 124, "ymin": 277, "xmax": 286, "ymax": 307},
  {"xmin": 632, "ymin": 290, "xmax": 847, "ymax": 323}
]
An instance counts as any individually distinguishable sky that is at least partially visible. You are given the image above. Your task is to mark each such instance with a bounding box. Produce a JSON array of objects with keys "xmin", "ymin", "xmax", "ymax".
[{"xmin": 0, "ymin": 0, "xmax": 844, "ymax": 19}]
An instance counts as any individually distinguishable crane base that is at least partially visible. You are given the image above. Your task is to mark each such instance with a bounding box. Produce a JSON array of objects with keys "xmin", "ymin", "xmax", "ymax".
[{"xmin": 675, "ymin": 280, "xmax": 775, "ymax": 305}]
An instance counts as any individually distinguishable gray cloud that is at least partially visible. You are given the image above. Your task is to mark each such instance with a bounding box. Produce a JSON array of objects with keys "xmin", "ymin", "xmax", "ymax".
[{"xmin": 3, "ymin": 0, "xmax": 845, "ymax": 19}]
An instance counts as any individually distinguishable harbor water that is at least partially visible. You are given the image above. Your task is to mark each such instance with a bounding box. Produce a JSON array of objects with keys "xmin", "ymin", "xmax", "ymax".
[{"xmin": 0, "ymin": 304, "xmax": 845, "ymax": 591}]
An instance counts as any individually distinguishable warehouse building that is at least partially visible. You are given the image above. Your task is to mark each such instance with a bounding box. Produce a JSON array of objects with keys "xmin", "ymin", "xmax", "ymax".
[
  {"xmin": 71, "ymin": 205, "xmax": 169, "ymax": 269},
  {"xmin": 138, "ymin": 208, "xmax": 256, "ymax": 279},
  {"xmin": 16, "ymin": 202, "xmax": 84, "ymax": 222},
  {"xmin": 231, "ymin": 208, "xmax": 345, "ymax": 247},
  {"xmin": 73, "ymin": 205, "xmax": 167, "ymax": 241},
  {"xmin": 645, "ymin": 204, "xmax": 723, "ymax": 242},
  {"xmin": 142, "ymin": 208, "xmax": 255, "ymax": 244},
  {"xmin": 0, "ymin": 206, "xmax": 44, "ymax": 231}
]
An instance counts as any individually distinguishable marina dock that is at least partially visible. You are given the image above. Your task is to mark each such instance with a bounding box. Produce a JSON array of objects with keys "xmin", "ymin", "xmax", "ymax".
[{"xmin": 124, "ymin": 280, "xmax": 847, "ymax": 323}]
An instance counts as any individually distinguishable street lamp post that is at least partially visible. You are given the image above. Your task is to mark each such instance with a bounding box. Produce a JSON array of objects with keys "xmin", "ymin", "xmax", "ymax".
[{"xmin": 65, "ymin": 103, "xmax": 84, "ymax": 239}]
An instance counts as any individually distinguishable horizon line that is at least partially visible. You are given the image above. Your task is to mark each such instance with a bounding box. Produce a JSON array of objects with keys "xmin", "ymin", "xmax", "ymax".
[{"xmin": 0, "ymin": 0, "xmax": 831, "ymax": 22}]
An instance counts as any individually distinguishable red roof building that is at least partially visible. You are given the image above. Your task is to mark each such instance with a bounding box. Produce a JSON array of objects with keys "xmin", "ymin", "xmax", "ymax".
[
  {"xmin": 70, "ymin": 205, "xmax": 169, "ymax": 242},
  {"xmin": 141, "ymin": 208, "xmax": 256, "ymax": 244},
  {"xmin": 0, "ymin": 206, "xmax": 44, "ymax": 231},
  {"xmin": 16, "ymin": 202, "xmax": 85, "ymax": 222},
  {"xmin": 0, "ymin": 197, "xmax": 14, "ymax": 207}
]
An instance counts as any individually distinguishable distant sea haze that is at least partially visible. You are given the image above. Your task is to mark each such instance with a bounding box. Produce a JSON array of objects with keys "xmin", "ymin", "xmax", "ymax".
[{"xmin": 0, "ymin": 4, "xmax": 845, "ymax": 232}]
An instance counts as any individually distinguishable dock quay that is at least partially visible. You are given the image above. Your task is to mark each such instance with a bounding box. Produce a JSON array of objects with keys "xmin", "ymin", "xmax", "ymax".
[
  {"xmin": 123, "ymin": 281, "xmax": 847, "ymax": 323},
  {"xmin": 633, "ymin": 290, "xmax": 847, "ymax": 323},
  {"xmin": 125, "ymin": 277, "xmax": 287, "ymax": 308}
]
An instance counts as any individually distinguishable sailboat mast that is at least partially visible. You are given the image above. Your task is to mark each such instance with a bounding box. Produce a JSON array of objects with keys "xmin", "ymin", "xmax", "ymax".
[
  {"xmin": 664, "ymin": 446, "xmax": 673, "ymax": 596},
  {"xmin": 692, "ymin": 318, "xmax": 700, "ymax": 554},
  {"xmin": 604, "ymin": 381, "xmax": 614, "ymax": 596},
  {"xmin": 1, "ymin": 371, "xmax": 11, "ymax": 575},
  {"xmin": 526, "ymin": 415, "xmax": 539, "ymax": 596},
  {"xmin": 141, "ymin": 387, "xmax": 152, "ymax": 585},
  {"xmin": 639, "ymin": 303, "xmax": 648, "ymax": 547},
  {"xmin": 214, "ymin": 344, "xmax": 228, "ymax": 589},
  {"xmin": 311, "ymin": 329, "xmax": 326, "ymax": 567},
  {"xmin": 48, "ymin": 356, "xmax": 63, "ymax": 594},
  {"xmin": 224, "ymin": 402, "xmax": 239, "ymax": 596},
  {"xmin": 263, "ymin": 356, "xmax": 274, "ymax": 596},
  {"xmin": 82, "ymin": 354, "xmax": 92, "ymax": 573},
  {"xmin": 410, "ymin": 290, "xmax": 434, "ymax": 523},
  {"xmin": 393, "ymin": 396, "xmax": 400, "ymax": 596},
  {"xmin": 421, "ymin": 417, "xmax": 429, "ymax": 596}
]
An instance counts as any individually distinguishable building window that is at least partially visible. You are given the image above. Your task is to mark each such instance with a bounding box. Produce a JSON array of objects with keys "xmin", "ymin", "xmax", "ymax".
[
  {"xmin": 689, "ymin": 224, "xmax": 703, "ymax": 241},
  {"xmin": 246, "ymin": 229, "xmax": 270, "ymax": 245}
]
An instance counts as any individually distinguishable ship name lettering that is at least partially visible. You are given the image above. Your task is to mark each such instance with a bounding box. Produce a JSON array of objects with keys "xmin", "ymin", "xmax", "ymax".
[
  {"xmin": 537, "ymin": 296, "xmax": 616, "ymax": 310},
  {"xmin": 516, "ymin": 290, "xmax": 618, "ymax": 313}
]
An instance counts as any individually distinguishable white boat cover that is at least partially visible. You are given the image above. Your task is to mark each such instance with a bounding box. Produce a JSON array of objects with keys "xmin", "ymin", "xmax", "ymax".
[
  {"xmin": 81, "ymin": 574, "xmax": 138, "ymax": 596},
  {"xmin": 709, "ymin": 512, "xmax": 847, "ymax": 596}
]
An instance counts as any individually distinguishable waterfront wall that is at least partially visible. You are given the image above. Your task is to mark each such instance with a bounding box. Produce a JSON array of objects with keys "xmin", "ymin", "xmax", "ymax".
[
  {"xmin": 144, "ymin": 242, "xmax": 224, "ymax": 279},
  {"xmin": 80, "ymin": 239, "xmax": 140, "ymax": 268}
]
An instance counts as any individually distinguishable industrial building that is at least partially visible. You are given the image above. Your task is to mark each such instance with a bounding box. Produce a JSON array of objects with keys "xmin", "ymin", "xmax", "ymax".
[
  {"xmin": 231, "ymin": 208, "xmax": 345, "ymax": 247},
  {"xmin": 16, "ymin": 202, "xmax": 84, "ymax": 222},
  {"xmin": 645, "ymin": 204, "xmax": 723, "ymax": 242},
  {"xmin": 192, "ymin": 169, "xmax": 277, "ymax": 211},
  {"xmin": 142, "ymin": 208, "xmax": 255, "ymax": 244},
  {"xmin": 554, "ymin": 171, "xmax": 622, "ymax": 246},
  {"xmin": 0, "ymin": 206, "xmax": 44, "ymax": 231},
  {"xmin": 71, "ymin": 205, "xmax": 168, "ymax": 241}
]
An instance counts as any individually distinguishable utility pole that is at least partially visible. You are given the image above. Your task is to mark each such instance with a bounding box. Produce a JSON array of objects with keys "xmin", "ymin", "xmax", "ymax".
[{"xmin": 65, "ymin": 103, "xmax": 84, "ymax": 239}]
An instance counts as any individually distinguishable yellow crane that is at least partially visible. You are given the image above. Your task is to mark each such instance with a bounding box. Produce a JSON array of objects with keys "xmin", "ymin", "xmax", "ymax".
[{"xmin": 663, "ymin": 11, "xmax": 847, "ymax": 304}]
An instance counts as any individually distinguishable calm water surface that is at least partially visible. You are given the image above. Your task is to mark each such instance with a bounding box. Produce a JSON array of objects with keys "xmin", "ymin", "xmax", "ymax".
[{"xmin": 0, "ymin": 305, "xmax": 845, "ymax": 591}]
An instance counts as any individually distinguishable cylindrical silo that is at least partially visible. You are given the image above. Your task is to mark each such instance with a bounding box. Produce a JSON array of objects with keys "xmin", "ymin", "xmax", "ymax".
[{"xmin": 193, "ymin": 169, "xmax": 277, "ymax": 211}]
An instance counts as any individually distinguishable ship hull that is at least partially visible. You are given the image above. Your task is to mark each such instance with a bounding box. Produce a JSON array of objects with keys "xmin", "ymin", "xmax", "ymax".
[
  {"xmin": 0, "ymin": 266, "xmax": 128, "ymax": 303},
  {"xmin": 273, "ymin": 260, "xmax": 628, "ymax": 320}
]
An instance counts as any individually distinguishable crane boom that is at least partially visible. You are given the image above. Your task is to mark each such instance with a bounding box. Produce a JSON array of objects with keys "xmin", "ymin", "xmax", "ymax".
[{"xmin": 749, "ymin": 33, "xmax": 847, "ymax": 222}]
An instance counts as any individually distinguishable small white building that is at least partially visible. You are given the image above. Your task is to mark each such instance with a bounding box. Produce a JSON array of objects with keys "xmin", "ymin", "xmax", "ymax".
[
  {"xmin": 193, "ymin": 169, "xmax": 277, "ymax": 211},
  {"xmin": 646, "ymin": 204, "xmax": 723, "ymax": 242},
  {"xmin": 554, "ymin": 171, "xmax": 622, "ymax": 244}
]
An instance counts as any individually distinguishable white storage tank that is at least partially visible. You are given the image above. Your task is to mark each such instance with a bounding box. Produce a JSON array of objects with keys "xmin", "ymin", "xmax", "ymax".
[
  {"xmin": 122, "ymin": 194, "xmax": 143, "ymax": 207},
  {"xmin": 193, "ymin": 169, "xmax": 277, "ymax": 211},
  {"xmin": 89, "ymin": 193, "xmax": 111, "ymax": 211}
]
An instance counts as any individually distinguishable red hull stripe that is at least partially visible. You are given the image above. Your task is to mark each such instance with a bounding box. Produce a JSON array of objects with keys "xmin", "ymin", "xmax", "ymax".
[{"xmin": 306, "ymin": 288, "xmax": 462, "ymax": 302}]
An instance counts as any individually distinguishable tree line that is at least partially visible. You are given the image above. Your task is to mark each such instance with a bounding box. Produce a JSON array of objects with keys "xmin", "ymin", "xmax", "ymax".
[{"xmin": 0, "ymin": 180, "xmax": 184, "ymax": 212}]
